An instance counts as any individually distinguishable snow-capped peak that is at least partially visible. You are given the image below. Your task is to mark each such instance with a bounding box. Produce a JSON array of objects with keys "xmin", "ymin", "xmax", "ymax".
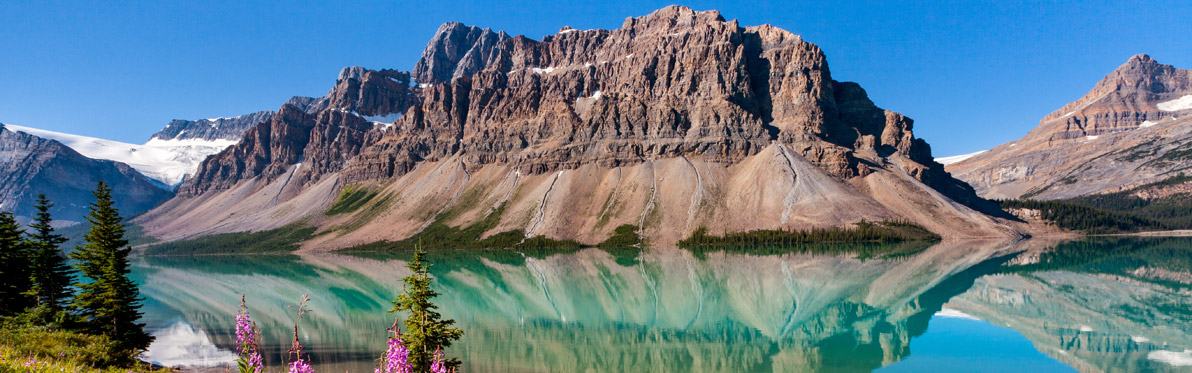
[{"xmin": 4, "ymin": 124, "xmax": 237, "ymax": 187}]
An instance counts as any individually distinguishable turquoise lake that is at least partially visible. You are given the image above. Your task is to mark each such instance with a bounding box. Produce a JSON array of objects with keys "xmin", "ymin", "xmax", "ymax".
[{"xmin": 133, "ymin": 238, "xmax": 1192, "ymax": 372}]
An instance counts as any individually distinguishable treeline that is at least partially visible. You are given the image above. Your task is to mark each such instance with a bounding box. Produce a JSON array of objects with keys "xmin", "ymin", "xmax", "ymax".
[
  {"xmin": 0, "ymin": 182, "xmax": 154, "ymax": 371},
  {"xmin": 996, "ymin": 199, "xmax": 1166, "ymax": 234},
  {"xmin": 1066, "ymin": 176, "xmax": 1192, "ymax": 229},
  {"xmin": 678, "ymin": 220, "xmax": 940, "ymax": 247}
]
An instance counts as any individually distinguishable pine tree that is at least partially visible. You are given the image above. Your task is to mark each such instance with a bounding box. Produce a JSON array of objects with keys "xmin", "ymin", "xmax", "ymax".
[
  {"xmin": 390, "ymin": 246, "xmax": 463, "ymax": 371},
  {"xmin": 70, "ymin": 181, "xmax": 153, "ymax": 354},
  {"xmin": 25, "ymin": 194, "xmax": 75, "ymax": 322},
  {"xmin": 0, "ymin": 210, "xmax": 35, "ymax": 315}
]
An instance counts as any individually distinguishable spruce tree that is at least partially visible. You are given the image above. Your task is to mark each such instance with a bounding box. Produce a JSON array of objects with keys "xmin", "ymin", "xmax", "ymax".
[
  {"xmin": 71, "ymin": 181, "xmax": 153, "ymax": 354},
  {"xmin": 0, "ymin": 210, "xmax": 34, "ymax": 315},
  {"xmin": 26, "ymin": 194, "xmax": 75, "ymax": 322},
  {"xmin": 390, "ymin": 247, "xmax": 463, "ymax": 371}
]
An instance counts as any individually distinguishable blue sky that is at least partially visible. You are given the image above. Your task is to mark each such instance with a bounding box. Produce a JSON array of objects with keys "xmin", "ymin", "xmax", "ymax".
[{"xmin": 1, "ymin": 1, "xmax": 1189, "ymax": 156}]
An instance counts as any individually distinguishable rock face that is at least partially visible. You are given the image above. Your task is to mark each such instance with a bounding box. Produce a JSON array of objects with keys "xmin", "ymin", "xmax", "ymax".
[
  {"xmin": 142, "ymin": 6, "xmax": 1019, "ymax": 247},
  {"xmin": 0, "ymin": 124, "xmax": 173, "ymax": 224},
  {"xmin": 150, "ymin": 111, "xmax": 274, "ymax": 142},
  {"xmin": 948, "ymin": 54, "xmax": 1192, "ymax": 199}
]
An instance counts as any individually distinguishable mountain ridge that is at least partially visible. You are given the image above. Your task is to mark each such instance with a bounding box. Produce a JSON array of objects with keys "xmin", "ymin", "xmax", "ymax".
[
  {"xmin": 948, "ymin": 54, "xmax": 1192, "ymax": 200},
  {"xmin": 136, "ymin": 6, "xmax": 1024, "ymax": 248}
]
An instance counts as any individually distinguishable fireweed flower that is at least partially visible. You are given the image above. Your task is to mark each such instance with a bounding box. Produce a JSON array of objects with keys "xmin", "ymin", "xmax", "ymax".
[
  {"xmin": 430, "ymin": 347, "xmax": 448, "ymax": 373},
  {"xmin": 288, "ymin": 359, "xmax": 315, "ymax": 373},
  {"xmin": 376, "ymin": 326, "xmax": 412, "ymax": 373},
  {"xmin": 235, "ymin": 295, "xmax": 264, "ymax": 373}
]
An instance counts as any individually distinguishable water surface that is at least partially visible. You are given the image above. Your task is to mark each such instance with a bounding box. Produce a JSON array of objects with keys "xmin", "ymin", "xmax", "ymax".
[{"xmin": 134, "ymin": 238, "xmax": 1192, "ymax": 372}]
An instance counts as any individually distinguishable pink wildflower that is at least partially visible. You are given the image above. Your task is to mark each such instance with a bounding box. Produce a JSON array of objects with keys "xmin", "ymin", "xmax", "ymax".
[
  {"xmin": 430, "ymin": 347, "xmax": 448, "ymax": 373},
  {"xmin": 235, "ymin": 295, "xmax": 264, "ymax": 373},
  {"xmin": 376, "ymin": 325, "xmax": 412, "ymax": 373}
]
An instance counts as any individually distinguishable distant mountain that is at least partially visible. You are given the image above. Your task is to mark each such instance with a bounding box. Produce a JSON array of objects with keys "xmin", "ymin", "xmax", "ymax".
[
  {"xmin": 6, "ymin": 111, "xmax": 271, "ymax": 186},
  {"xmin": 0, "ymin": 123, "xmax": 173, "ymax": 224},
  {"xmin": 150, "ymin": 111, "xmax": 273, "ymax": 142},
  {"xmin": 948, "ymin": 54, "xmax": 1192, "ymax": 200},
  {"xmin": 136, "ymin": 6, "xmax": 1023, "ymax": 248}
]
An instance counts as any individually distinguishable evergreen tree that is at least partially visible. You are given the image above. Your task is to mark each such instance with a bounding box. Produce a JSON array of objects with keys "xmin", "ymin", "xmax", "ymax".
[
  {"xmin": 390, "ymin": 247, "xmax": 463, "ymax": 371},
  {"xmin": 70, "ymin": 181, "xmax": 153, "ymax": 354},
  {"xmin": 0, "ymin": 210, "xmax": 34, "ymax": 315},
  {"xmin": 25, "ymin": 194, "xmax": 75, "ymax": 322}
]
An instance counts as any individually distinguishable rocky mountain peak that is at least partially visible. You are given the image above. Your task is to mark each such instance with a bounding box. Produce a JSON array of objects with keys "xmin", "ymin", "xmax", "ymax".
[
  {"xmin": 412, "ymin": 22, "xmax": 509, "ymax": 85},
  {"xmin": 150, "ymin": 111, "xmax": 274, "ymax": 142},
  {"xmin": 1034, "ymin": 54, "xmax": 1192, "ymax": 141}
]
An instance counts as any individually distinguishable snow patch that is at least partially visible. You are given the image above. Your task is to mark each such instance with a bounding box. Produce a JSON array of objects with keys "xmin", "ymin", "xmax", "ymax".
[
  {"xmin": 532, "ymin": 66, "xmax": 556, "ymax": 74},
  {"xmin": 934, "ymin": 308, "xmax": 981, "ymax": 320},
  {"xmin": 1132, "ymin": 336, "xmax": 1152, "ymax": 343},
  {"xmin": 935, "ymin": 150, "xmax": 986, "ymax": 165},
  {"xmin": 419, "ymin": 83, "xmax": 431, "ymax": 88},
  {"xmin": 1063, "ymin": 111, "xmax": 1076, "ymax": 117},
  {"xmin": 1086, "ymin": 135, "xmax": 1099, "ymax": 140},
  {"xmin": 142, "ymin": 322, "xmax": 238, "ymax": 368},
  {"xmin": 1157, "ymin": 95, "xmax": 1192, "ymax": 112},
  {"xmin": 591, "ymin": 90, "xmax": 603, "ymax": 100},
  {"xmin": 1149, "ymin": 349, "xmax": 1192, "ymax": 367},
  {"xmin": 1141, "ymin": 120, "xmax": 1160, "ymax": 128},
  {"xmin": 1079, "ymin": 325, "xmax": 1094, "ymax": 332},
  {"xmin": 6, "ymin": 123, "xmax": 237, "ymax": 186}
]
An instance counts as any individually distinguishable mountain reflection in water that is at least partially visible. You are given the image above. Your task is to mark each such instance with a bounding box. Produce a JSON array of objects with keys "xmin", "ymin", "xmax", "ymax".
[{"xmin": 132, "ymin": 238, "xmax": 1192, "ymax": 372}]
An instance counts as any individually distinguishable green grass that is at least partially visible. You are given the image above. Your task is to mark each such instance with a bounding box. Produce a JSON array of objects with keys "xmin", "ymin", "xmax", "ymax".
[
  {"xmin": 137, "ymin": 221, "xmax": 318, "ymax": 255},
  {"xmin": 597, "ymin": 224, "xmax": 643, "ymax": 247},
  {"xmin": 325, "ymin": 186, "xmax": 379, "ymax": 216},
  {"xmin": 0, "ymin": 324, "xmax": 165, "ymax": 372},
  {"xmin": 677, "ymin": 220, "xmax": 940, "ymax": 248}
]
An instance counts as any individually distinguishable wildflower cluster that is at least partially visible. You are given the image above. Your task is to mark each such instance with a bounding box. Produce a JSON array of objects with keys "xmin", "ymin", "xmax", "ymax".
[
  {"xmin": 235, "ymin": 295, "xmax": 264, "ymax": 373},
  {"xmin": 376, "ymin": 326, "xmax": 411, "ymax": 373}
]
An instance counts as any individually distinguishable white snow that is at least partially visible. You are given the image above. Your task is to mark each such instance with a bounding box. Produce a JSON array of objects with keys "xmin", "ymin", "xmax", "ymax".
[
  {"xmin": 6, "ymin": 124, "xmax": 237, "ymax": 187},
  {"xmin": 387, "ymin": 77, "xmax": 404, "ymax": 84},
  {"xmin": 625, "ymin": 54, "xmax": 634, "ymax": 59},
  {"xmin": 591, "ymin": 90, "xmax": 603, "ymax": 100},
  {"xmin": 532, "ymin": 66, "xmax": 556, "ymax": 74},
  {"xmin": 1157, "ymin": 95, "xmax": 1192, "ymax": 112},
  {"xmin": 1149, "ymin": 349, "xmax": 1192, "ymax": 367},
  {"xmin": 1140, "ymin": 120, "xmax": 1160, "ymax": 128},
  {"xmin": 934, "ymin": 308, "xmax": 981, "ymax": 320},
  {"xmin": 559, "ymin": 29, "xmax": 576, "ymax": 34},
  {"xmin": 1063, "ymin": 111, "xmax": 1076, "ymax": 117},
  {"xmin": 1132, "ymin": 336, "xmax": 1152, "ymax": 344},
  {"xmin": 935, "ymin": 150, "xmax": 987, "ymax": 165},
  {"xmin": 361, "ymin": 112, "xmax": 403, "ymax": 130},
  {"xmin": 419, "ymin": 83, "xmax": 431, "ymax": 88},
  {"xmin": 1086, "ymin": 135, "xmax": 1099, "ymax": 140},
  {"xmin": 1079, "ymin": 325, "xmax": 1094, "ymax": 332},
  {"xmin": 141, "ymin": 322, "xmax": 238, "ymax": 368}
]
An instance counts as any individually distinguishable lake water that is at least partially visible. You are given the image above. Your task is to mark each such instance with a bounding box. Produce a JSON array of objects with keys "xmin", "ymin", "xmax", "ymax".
[{"xmin": 134, "ymin": 238, "xmax": 1192, "ymax": 372}]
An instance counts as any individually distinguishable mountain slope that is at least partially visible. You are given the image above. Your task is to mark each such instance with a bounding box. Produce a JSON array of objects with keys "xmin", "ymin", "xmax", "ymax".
[
  {"xmin": 948, "ymin": 54, "xmax": 1192, "ymax": 200},
  {"xmin": 0, "ymin": 124, "xmax": 173, "ymax": 224},
  {"xmin": 136, "ymin": 6, "xmax": 1022, "ymax": 248}
]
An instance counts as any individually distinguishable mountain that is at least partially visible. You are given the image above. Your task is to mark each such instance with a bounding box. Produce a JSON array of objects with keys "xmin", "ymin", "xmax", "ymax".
[
  {"xmin": 6, "ymin": 111, "xmax": 271, "ymax": 186},
  {"xmin": 947, "ymin": 54, "xmax": 1192, "ymax": 200},
  {"xmin": 149, "ymin": 111, "xmax": 273, "ymax": 142},
  {"xmin": 135, "ymin": 6, "xmax": 1022, "ymax": 248},
  {"xmin": 0, "ymin": 123, "xmax": 173, "ymax": 224}
]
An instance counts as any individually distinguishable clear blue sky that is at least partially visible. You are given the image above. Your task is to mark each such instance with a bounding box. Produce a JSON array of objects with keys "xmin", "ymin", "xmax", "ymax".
[{"xmin": 2, "ymin": 1, "xmax": 1190, "ymax": 156}]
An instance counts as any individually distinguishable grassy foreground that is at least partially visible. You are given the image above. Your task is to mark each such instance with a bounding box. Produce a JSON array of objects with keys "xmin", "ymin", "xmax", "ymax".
[{"xmin": 0, "ymin": 324, "xmax": 165, "ymax": 372}]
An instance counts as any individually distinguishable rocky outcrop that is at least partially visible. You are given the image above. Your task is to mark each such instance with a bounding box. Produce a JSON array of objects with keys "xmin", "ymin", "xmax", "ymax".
[
  {"xmin": 150, "ymin": 111, "xmax": 274, "ymax": 142},
  {"xmin": 948, "ymin": 55, "xmax": 1192, "ymax": 199},
  {"xmin": 144, "ymin": 6, "xmax": 1018, "ymax": 246},
  {"xmin": 0, "ymin": 124, "xmax": 173, "ymax": 224}
]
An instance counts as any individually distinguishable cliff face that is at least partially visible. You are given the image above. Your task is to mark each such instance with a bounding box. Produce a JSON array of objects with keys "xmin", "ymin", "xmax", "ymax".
[
  {"xmin": 948, "ymin": 55, "xmax": 1192, "ymax": 199},
  {"xmin": 0, "ymin": 124, "xmax": 173, "ymax": 224},
  {"xmin": 144, "ymin": 6, "xmax": 1017, "ymax": 247}
]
